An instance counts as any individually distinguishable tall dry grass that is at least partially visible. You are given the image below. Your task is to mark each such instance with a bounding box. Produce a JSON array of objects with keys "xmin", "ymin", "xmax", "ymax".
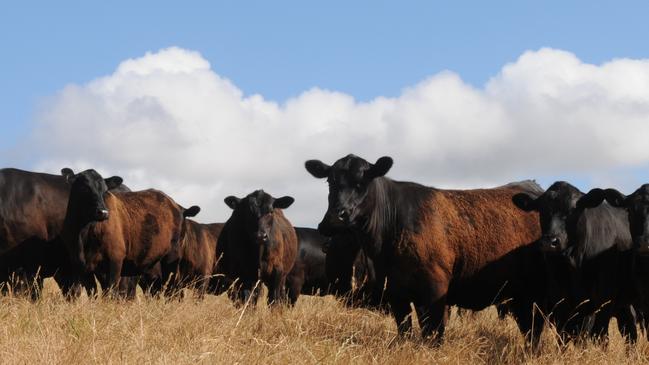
[{"xmin": 0, "ymin": 279, "xmax": 648, "ymax": 364}]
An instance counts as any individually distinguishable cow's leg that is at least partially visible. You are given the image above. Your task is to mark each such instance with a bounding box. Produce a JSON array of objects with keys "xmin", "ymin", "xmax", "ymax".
[
  {"xmin": 285, "ymin": 269, "xmax": 304, "ymax": 306},
  {"xmin": 28, "ymin": 274, "xmax": 44, "ymax": 301},
  {"xmin": 267, "ymin": 270, "xmax": 283, "ymax": 306},
  {"xmin": 511, "ymin": 299, "xmax": 544, "ymax": 351},
  {"xmin": 415, "ymin": 296, "xmax": 448, "ymax": 345},
  {"xmin": 390, "ymin": 298, "xmax": 413, "ymax": 337},
  {"xmin": 616, "ymin": 305, "xmax": 638, "ymax": 344},
  {"xmin": 589, "ymin": 308, "xmax": 613, "ymax": 344},
  {"xmin": 107, "ymin": 259, "xmax": 123, "ymax": 298}
]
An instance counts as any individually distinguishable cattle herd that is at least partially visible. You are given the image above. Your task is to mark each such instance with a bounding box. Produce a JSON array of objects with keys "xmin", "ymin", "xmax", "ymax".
[{"xmin": 2, "ymin": 153, "xmax": 649, "ymax": 350}]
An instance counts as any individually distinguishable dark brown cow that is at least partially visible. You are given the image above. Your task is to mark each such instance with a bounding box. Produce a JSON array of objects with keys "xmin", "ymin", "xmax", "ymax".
[
  {"xmin": 144, "ymin": 220, "xmax": 224, "ymax": 297},
  {"xmin": 0, "ymin": 167, "xmax": 129, "ymax": 298},
  {"xmin": 60, "ymin": 169, "xmax": 198, "ymax": 295},
  {"xmin": 216, "ymin": 190, "xmax": 298, "ymax": 306},
  {"xmin": 306, "ymin": 154, "xmax": 543, "ymax": 345}
]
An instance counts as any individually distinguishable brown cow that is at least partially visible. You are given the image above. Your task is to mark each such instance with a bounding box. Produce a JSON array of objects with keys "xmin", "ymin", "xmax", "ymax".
[
  {"xmin": 306, "ymin": 154, "xmax": 543, "ymax": 345},
  {"xmin": 60, "ymin": 169, "xmax": 199, "ymax": 296},
  {"xmin": 216, "ymin": 190, "xmax": 298, "ymax": 306},
  {"xmin": 144, "ymin": 220, "xmax": 224, "ymax": 298}
]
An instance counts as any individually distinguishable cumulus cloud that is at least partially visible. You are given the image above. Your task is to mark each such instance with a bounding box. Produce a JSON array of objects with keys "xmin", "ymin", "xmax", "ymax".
[{"xmin": 27, "ymin": 47, "xmax": 649, "ymax": 225}]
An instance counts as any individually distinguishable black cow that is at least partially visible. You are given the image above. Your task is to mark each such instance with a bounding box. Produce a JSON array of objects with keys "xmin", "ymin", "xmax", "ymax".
[
  {"xmin": 0, "ymin": 167, "xmax": 128, "ymax": 299},
  {"xmin": 323, "ymin": 231, "xmax": 386, "ymax": 310},
  {"xmin": 306, "ymin": 154, "xmax": 544, "ymax": 345},
  {"xmin": 216, "ymin": 190, "xmax": 299, "ymax": 306},
  {"xmin": 602, "ymin": 185, "xmax": 649, "ymax": 336},
  {"xmin": 513, "ymin": 182, "xmax": 637, "ymax": 343}
]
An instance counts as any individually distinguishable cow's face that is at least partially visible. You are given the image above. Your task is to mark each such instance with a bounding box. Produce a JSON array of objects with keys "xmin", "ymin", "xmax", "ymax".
[
  {"xmin": 63, "ymin": 169, "xmax": 123, "ymax": 222},
  {"xmin": 513, "ymin": 182, "xmax": 603, "ymax": 254},
  {"xmin": 225, "ymin": 190, "xmax": 294, "ymax": 246},
  {"xmin": 305, "ymin": 154, "xmax": 393, "ymax": 236},
  {"xmin": 606, "ymin": 185, "xmax": 649, "ymax": 255}
]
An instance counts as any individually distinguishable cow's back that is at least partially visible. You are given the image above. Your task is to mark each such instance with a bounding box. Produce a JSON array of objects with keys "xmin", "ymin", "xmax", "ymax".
[
  {"xmin": 400, "ymin": 182, "xmax": 541, "ymax": 308},
  {"xmin": 180, "ymin": 221, "xmax": 224, "ymax": 276},
  {"xmin": 102, "ymin": 190, "xmax": 184, "ymax": 270},
  {"xmin": 0, "ymin": 168, "xmax": 69, "ymax": 253}
]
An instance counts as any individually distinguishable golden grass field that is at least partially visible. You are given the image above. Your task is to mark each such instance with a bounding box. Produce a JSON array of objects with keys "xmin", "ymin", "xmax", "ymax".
[{"xmin": 0, "ymin": 279, "xmax": 648, "ymax": 364}]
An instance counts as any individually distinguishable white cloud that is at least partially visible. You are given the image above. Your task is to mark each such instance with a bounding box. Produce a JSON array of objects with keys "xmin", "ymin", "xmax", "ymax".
[{"xmin": 28, "ymin": 46, "xmax": 649, "ymax": 225}]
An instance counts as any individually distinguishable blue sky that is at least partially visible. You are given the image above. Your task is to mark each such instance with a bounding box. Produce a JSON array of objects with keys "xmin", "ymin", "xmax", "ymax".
[
  {"xmin": 3, "ymin": 1, "xmax": 648, "ymax": 145},
  {"xmin": 2, "ymin": 1, "xmax": 649, "ymax": 223}
]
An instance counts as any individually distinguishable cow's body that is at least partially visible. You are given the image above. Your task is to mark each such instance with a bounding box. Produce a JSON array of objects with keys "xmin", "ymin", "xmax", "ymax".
[
  {"xmin": 0, "ymin": 168, "xmax": 128, "ymax": 298},
  {"xmin": 287, "ymin": 227, "xmax": 329, "ymax": 296},
  {"xmin": 217, "ymin": 190, "xmax": 298, "ymax": 306},
  {"xmin": 306, "ymin": 155, "xmax": 544, "ymax": 344},
  {"xmin": 61, "ymin": 170, "xmax": 196, "ymax": 295},
  {"xmin": 324, "ymin": 232, "xmax": 385, "ymax": 309},
  {"xmin": 146, "ymin": 221, "xmax": 223, "ymax": 297}
]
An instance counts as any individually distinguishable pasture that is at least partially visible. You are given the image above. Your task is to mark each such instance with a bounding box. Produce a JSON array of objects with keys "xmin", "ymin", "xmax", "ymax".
[{"xmin": 0, "ymin": 279, "xmax": 647, "ymax": 364}]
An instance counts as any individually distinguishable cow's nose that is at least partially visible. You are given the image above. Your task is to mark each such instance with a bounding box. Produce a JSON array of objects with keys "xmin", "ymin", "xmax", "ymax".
[
  {"xmin": 549, "ymin": 237, "xmax": 560, "ymax": 248},
  {"xmin": 337, "ymin": 209, "xmax": 348, "ymax": 222},
  {"xmin": 96, "ymin": 209, "xmax": 109, "ymax": 220},
  {"xmin": 257, "ymin": 232, "xmax": 268, "ymax": 242}
]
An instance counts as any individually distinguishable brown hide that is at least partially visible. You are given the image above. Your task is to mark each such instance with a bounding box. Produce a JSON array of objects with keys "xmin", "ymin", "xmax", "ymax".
[
  {"xmin": 261, "ymin": 209, "xmax": 298, "ymax": 280},
  {"xmin": 75, "ymin": 190, "xmax": 184, "ymax": 289},
  {"xmin": 400, "ymin": 186, "xmax": 540, "ymax": 290},
  {"xmin": 174, "ymin": 221, "xmax": 224, "ymax": 290}
]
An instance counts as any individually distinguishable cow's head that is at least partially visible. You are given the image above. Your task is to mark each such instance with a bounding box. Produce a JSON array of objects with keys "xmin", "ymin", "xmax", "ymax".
[
  {"xmin": 225, "ymin": 190, "xmax": 294, "ymax": 246},
  {"xmin": 62, "ymin": 168, "xmax": 123, "ymax": 223},
  {"xmin": 305, "ymin": 154, "xmax": 393, "ymax": 236},
  {"xmin": 604, "ymin": 185, "xmax": 649, "ymax": 255},
  {"xmin": 512, "ymin": 181, "xmax": 604, "ymax": 254}
]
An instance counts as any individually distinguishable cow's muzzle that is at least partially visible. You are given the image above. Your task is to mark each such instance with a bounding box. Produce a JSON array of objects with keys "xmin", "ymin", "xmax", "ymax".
[
  {"xmin": 95, "ymin": 209, "xmax": 109, "ymax": 221},
  {"xmin": 538, "ymin": 235, "xmax": 562, "ymax": 253}
]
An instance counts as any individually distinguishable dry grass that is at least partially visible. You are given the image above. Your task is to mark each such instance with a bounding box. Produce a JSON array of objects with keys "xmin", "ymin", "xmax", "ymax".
[{"xmin": 0, "ymin": 279, "xmax": 648, "ymax": 364}]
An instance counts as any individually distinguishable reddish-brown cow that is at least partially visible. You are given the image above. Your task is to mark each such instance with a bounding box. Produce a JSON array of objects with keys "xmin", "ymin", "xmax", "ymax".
[
  {"xmin": 61, "ymin": 169, "xmax": 198, "ymax": 295},
  {"xmin": 306, "ymin": 154, "xmax": 543, "ymax": 345},
  {"xmin": 148, "ymin": 220, "xmax": 224, "ymax": 297}
]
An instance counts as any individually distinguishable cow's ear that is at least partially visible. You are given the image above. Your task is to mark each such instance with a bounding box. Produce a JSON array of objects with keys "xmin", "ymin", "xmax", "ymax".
[
  {"xmin": 305, "ymin": 160, "xmax": 331, "ymax": 179},
  {"xmin": 224, "ymin": 196, "xmax": 241, "ymax": 209},
  {"xmin": 577, "ymin": 188, "xmax": 606, "ymax": 210},
  {"xmin": 104, "ymin": 176, "xmax": 123, "ymax": 190},
  {"xmin": 366, "ymin": 156, "xmax": 393, "ymax": 179},
  {"xmin": 273, "ymin": 196, "xmax": 295, "ymax": 209},
  {"xmin": 61, "ymin": 168, "xmax": 76, "ymax": 184},
  {"xmin": 512, "ymin": 193, "xmax": 538, "ymax": 212},
  {"xmin": 604, "ymin": 188, "xmax": 628, "ymax": 208},
  {"xmin": 184, "ymin": 205, "xmax": 201, "ymax": 218},
  {"xmin": 61, "ymin": 167, "xmax": 75, "ymax": 178}
]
